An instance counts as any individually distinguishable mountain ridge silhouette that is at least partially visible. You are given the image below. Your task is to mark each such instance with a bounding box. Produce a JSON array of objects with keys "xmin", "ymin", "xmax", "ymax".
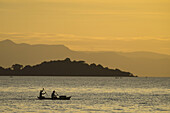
[
  {"xmin": 0, "ymin": 39, "xmax": 170, "ymax": 77},
  {"xmin": 0, "ymin": 58, "xmax": 136, "ymax": 77}
]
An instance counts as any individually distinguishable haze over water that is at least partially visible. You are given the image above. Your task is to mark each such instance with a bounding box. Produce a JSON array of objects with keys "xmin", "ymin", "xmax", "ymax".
[{"xmin": 0, "ymin": 76, "xmax": 169, "ymax": 112}]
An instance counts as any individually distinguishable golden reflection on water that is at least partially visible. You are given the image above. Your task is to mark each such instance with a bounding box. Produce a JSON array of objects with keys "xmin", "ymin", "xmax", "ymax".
[
  {"xmin": 1, "ymin": 87, "xmax": 169, "ymax": 94},
  {"xmin": 0, "ymin": 76, "xmax": 169, "ymax": 112}
]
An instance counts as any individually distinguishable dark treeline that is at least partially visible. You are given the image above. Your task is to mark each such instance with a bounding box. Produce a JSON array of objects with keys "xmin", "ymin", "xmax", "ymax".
[{"xmin": 0, "ymin": 58, "xmax": 136, "ymax": 77}]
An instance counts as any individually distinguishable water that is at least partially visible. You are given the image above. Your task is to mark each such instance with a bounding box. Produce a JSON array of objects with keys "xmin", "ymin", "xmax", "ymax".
[{"xmin": 0, "ymin": 76, "xmax": 169, "ymax": 113}]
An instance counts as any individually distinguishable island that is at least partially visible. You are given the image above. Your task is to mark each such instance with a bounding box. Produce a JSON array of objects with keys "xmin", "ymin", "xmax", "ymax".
[{"xmin": 0, "ymin": 58, "xmax": 137, "ymax": 77}]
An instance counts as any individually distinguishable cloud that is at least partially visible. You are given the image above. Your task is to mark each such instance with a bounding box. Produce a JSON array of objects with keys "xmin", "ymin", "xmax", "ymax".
[
  {"xmin": 72, "ymin": 10, "xmax": 166, "ymax": 15},
  {"xmin": 0, "ymin": 32, "xmax": 170, "ymax": 43}
]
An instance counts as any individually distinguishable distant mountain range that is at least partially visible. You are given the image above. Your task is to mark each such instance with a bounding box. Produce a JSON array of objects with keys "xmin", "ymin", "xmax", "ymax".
[{"xmin": 0, "ymin": 39, "xmax": 170, "ymax": 77}]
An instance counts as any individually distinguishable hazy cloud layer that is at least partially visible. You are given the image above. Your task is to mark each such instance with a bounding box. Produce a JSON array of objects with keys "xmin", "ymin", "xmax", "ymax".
[{"xmin": 0, "ymin": 0, "xmax": 169, "ymax": 37}]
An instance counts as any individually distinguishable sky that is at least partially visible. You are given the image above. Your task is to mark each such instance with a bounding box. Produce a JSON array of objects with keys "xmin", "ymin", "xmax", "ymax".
[{"xmin": 0, "ymin": 0, "xmax": 170, "ymax": 54}]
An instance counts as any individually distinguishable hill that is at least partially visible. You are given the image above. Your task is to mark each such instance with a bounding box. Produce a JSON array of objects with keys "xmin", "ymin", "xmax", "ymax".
[{"xmin": 0, "ymin": 58, "xmax": 135, "ymax": 77}]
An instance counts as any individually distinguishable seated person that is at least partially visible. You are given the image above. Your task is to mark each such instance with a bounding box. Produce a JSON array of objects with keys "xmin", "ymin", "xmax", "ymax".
[
  {"xmin": 51, "ymin": 90, "xmax": 58, "ymax": 99},
  {"xmin": 39, "ymin": 88, "xmax": 46, "ymax": 98}
]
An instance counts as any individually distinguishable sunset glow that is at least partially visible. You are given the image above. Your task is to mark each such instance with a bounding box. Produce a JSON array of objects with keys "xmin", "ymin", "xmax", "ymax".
[{"xmin": 0, "ymin": 0, "xmax": 170, "ymax": 54}]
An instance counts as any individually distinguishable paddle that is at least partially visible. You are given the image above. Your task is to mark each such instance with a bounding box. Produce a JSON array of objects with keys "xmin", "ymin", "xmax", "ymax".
[
  {"xmin": 53, "ymin": 91, "xmax": 59, "ymax": 97},
  {"xmin": 43, "ymin": 89, "xmax": 48, "ymax": 96},
  {"xmin": 42, "ymin": 88, "xmax": 48, "ymax": 96},
  {"xmin": 45, "ymin": 91, "xmax": 48, "ymax": 96}
]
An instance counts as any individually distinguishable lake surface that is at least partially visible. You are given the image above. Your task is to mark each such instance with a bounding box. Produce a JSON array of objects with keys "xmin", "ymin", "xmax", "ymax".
[{"xmin": 0, "ymin": 76, "xmax": 169, "ymax": 113}]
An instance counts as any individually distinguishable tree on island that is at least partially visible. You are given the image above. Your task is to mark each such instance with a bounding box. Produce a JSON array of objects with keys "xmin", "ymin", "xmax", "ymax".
[{"xmin": 11, "ymin": 64, "xmax": 23, "ymax": 71}]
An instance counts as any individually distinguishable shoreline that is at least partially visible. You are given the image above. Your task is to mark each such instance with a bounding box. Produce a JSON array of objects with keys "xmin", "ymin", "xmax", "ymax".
[{"xmin": 0, "ymin": 75, "xmax": 137, "ymax": 77}]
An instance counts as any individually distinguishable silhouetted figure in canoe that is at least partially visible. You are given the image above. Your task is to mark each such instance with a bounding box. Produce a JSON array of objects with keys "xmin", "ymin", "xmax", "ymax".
[
  {"xmin": 39, "ymin": 88, "xmax": 46, "ymax": 98},
  {"xmin": 51, "ymin": 90, "xmax": 58, "ymax": 99}
]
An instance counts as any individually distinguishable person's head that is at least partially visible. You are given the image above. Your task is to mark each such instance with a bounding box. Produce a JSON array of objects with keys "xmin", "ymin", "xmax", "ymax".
[
  {"xmin": 42, "ymin": 88, "xmax": 44, "ymax": 90},
  {"xmin": 53, "ymin": 90, "xmax": 55, "ymax": 93}
]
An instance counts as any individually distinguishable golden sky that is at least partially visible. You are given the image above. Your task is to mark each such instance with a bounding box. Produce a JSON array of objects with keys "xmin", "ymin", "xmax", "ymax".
[{"xmin": 0, "ymin": 0, "xmax": 170, "ymax": 54}]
